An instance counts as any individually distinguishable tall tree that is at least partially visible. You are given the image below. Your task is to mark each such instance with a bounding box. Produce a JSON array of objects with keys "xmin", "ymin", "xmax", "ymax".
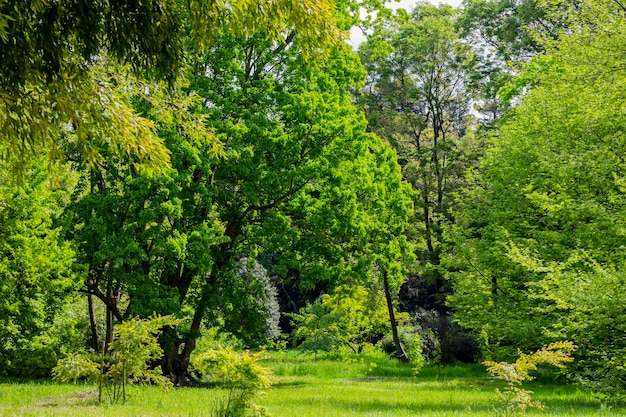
[
  {"xmin": 458, "ymin": 0, "xmax": 551, "ymax": 62},
  {"xmin": 0, "ymin": 156, "xmax": 79, "ymax": 376},
  {"xmin": 447, "ymin": 0, "xmax": 626, "ymax": 393},
  {"xmin": 457, "ymin": 0, "xmax": 565, "ymax": 124},
  {"xmin": 358, "ymin": 3, "xmax": 479, "ymax": 358}
]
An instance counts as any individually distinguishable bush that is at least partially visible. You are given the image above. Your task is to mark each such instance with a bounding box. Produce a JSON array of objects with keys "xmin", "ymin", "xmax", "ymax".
[
  {"xmin": 192, "ymin": 347, "xmax": 273, "ymax": 417},
  {"xmin": 290, "ymin": 285, "xmax": 402, "ymax": 356},
  {"xmin": 485, "ymin": 341, "xmax": 576, "ymax": 417}
]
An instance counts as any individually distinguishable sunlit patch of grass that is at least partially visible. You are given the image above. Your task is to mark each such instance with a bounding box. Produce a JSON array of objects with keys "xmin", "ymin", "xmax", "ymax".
[
  {"xmin": 261, "ymin": 352, "xmax": 623, "ymax": 417},
  {"xmin": 263, "ymin": 376, "xmax": 619, "ymax": 417}
]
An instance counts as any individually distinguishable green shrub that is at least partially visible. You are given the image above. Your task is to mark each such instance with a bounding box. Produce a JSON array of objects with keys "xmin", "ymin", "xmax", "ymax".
[
  {"xmin": 409, "ymin": 333, "xmax": 426, "ymax": 375},
  {"xmin": 192, "ymin": 347, "xmax": 273, "ymax": 417},
  {"xmin": 290, "ymin": 285, "xmax": 405, "ymax": 356}
]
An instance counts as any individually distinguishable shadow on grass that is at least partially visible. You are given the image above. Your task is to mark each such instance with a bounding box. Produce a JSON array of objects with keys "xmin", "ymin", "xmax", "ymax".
[{"xmin": 273, "ymin": 380, "xmax": 310, "ymax": 388}]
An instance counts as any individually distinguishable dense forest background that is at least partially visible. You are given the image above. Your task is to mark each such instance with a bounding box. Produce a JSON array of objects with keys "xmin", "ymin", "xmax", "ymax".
[{"xmin": 1, "ymin": 0, "xmax": 625, "ymax": 397}]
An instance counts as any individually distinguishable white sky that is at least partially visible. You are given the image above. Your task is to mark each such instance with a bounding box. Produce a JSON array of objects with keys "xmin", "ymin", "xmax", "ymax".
[
  {"xmin": 390, "ymin": 0, "xmax": 463, "ymax": 10},
  {"xmin": 350, "ymin": 0, "xmax": 465, "ymax": 47}
]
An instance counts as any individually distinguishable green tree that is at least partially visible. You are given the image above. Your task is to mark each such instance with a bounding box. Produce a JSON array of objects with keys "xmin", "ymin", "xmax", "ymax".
[
  {"xmin": 448, "ymin": 0, "xmax": 626, "ymax": 392},
  {"xmin": 457, "ymin": 0, "xmax": 551, "ymax": 62},
  {"xmin": 457, "ymin": 0, "xmax": 573, "ymax": 125},
  {"xmin": 358, "ymin": 3, "xmax": 480, "ymax": 359},
  {"xmin": 291, "ymin": 285, "xmax": 405, "ymax": 355},
  {"xmin": 67, "ymin": 27, "xmax": 413, "ymax": 384},
  {"xmin": 0, "ymin": 157, "xmax": 80, "ymax": 376},
  {"xmin": 53, "ymin": 315, "xmax": 176, "ymax": 403}
]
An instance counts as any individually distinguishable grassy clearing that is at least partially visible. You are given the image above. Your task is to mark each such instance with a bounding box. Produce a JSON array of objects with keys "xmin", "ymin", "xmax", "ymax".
[
  {"xmin": 263, "ymin": 352, "xmax": 619, "ymax": 417},
  {"xmin": 265, "ymin": 375, "xmax": 615, "ymax": 417},
  {"xmin": 0, "ymin": 352, "xmax": 623, "ymax": 416}
]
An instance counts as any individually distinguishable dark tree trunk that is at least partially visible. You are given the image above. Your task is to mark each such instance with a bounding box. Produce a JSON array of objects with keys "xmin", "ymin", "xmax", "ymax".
[
  {"xmin": 383, "ymin": 269, "xmax": 410, "ymax": 363},
  {"xmin": 87, "ymin": 293, "xmax": 101, "ymax": 351},
  {"xmin": 160, "ymin": 337, "xmax": 196, "ymax": 387},
  {"xmin": 104, "ymin": 281, "xmax": 114, "ymax": 352},
  {"xmin": 160, "ymin": 256, "xmax": 226, "ymax": 385},
  {"xmin": 105, "ymin": 305, "xmax": 114, "ymax": 352}
]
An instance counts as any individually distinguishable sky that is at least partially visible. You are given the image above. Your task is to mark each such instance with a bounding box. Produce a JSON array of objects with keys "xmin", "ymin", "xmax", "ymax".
[
  {"xmin": 350, "ymin": 0, "xmax": 465, "ymax": 47},
  {"xmin": 392, "ymin": 0, "xmax": 463, "ymax": 10}
]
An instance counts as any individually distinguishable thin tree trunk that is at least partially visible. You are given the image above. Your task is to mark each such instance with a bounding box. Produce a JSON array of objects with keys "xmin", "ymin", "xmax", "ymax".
[
  {"xmin": 383, "ymin": 269, "xmax": 409, "ymax": 363},
  {"xmin": 105, "ymin": 283, "xmax": 114, "ymax": 352},
  {"xmin": 87, "ymin": 293, "xmax": 101, "ymax": 351}
]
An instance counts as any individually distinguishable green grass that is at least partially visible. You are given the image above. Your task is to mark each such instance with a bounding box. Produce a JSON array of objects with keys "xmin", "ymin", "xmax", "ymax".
[{"xmin": 0, "ymin": 353, "xmax": 623, "ymax": 416}]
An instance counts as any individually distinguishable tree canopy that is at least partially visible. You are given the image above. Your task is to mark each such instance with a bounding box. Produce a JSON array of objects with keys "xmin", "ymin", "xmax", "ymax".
[{"xmin": 0, "ymin": 0, "xmax": 344, "ymax": 171}]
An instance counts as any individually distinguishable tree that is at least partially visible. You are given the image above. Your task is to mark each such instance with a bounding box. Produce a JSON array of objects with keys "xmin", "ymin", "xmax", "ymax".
[
  {"xmin": 457, "ymin": 0, "xmax": 574, "ymax": 125},
  {"xmin": 291, "ymin": 285, "xmax": 406, "ymax": 355},
  {"xmin": 447, "ymin": 0, "xmax": 626, "ymax": 392},
  {"xmin": 457, "ymin": 0, "xmax": 551, "ymax": 62},
  {"xmin": 358, "ymin": 3, "xmax": 480, "ymax": 359},
  {"xmin": 66, "ymin": 26, "xmax": 413, "ymax": 384},
  {"xmin": 0, "ymin": 156, "xmax": 80, "ymax": 376},
  {"xmin": 53, "ymin": 316, "xmax": 176, "ymax": 403}
]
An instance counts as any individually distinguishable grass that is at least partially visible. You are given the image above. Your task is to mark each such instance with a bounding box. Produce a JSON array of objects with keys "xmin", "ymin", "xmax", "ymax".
[{"xmin": 0, "ymin": 351, "xmax": 623, "ymax": 416}]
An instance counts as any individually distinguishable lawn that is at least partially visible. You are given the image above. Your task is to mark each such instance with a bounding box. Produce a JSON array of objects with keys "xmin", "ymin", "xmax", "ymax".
[{"xmin": 0, "ymin": 352, "xmax": 622, "ymax": 416}]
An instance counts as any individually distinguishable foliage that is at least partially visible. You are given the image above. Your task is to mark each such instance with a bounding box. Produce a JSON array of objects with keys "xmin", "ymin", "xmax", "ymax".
[
  {"xmin": 107, "ymin": 316, "xmax": 176, "ymax": 389},
  {"xmin": 0, "ymin": 0, "xmax": 344, "ymax": 170},
  {"xmin": 290, "ymin": 285, "xmax": 406, "ymax": 355},
  {"xmin": 65, "ymin": 24, "xmax": 413, "ymax": 383},
  {"xmin": 51, "ymin": 351, "xmax": 100, "ymax": 384},
  {"xmin": 409, "ymin": 333, "xmax": 426, "ymax": 375},
  {"xmin": 447, "ymin": 0, "xmax": 626, "ymax": 394},
  {"xmin": 457, "ymin": 0, "xmax": 551, "ymax": 62},
  {"xmin": 53, "ymin": 316, "xmax": 175, "ymax": 403},
  {"xmin": 484, "ymin": 341, "xmax": 576, "ymax": 416},
  {"xmin": 0, "ymin": 157, "xmax": 81, "ymax": 376},
  {"xmin": 358, "ymin": 2, "xmax": 481, "ymax": 361},
  {"xmin": 289, "ymin": 300, "xmax": 342, "ymax": 354},
  {"xmin": 236, "ymin": 258, "xmax": 282, "ymax": 341},
  {"xmin": 192, "ymin": 348, "xmax": 273, "ymax": 417}
]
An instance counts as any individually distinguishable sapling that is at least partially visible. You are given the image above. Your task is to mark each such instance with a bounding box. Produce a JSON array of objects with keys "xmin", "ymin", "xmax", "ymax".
[
  {"xmin": 410, "ymin": 334, "xmax": 426, "ymax": 375},
  {"xmin": 53, "ymin": 315, "xmax": 177, "ymax": 403},
  {"xmin": 484, "ymin": 341, "xmax": 576, "ymax": 417}
]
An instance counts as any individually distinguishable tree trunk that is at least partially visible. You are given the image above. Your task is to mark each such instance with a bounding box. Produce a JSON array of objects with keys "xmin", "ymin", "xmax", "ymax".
[
  {"xmin": 160, "ymin": 258, "xmax": 224, "ymax": 385},
  {"xmin": 105, "ymin": 305, "xmax": 114, "ymax": 352},
  {"xmin": 383, "ymin": 269, "xmax": 409, "ymax": 363},
  {"xmin": 87, "ymin": 293, "xmax": 101, "ymax": 351},
  {"xmin": 104, "ymin": 277, "xmax": 116, "ymax": 352},
  {"xmin": 160, "ymin": 338, "xmax": 196, "ymax": 387}
]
